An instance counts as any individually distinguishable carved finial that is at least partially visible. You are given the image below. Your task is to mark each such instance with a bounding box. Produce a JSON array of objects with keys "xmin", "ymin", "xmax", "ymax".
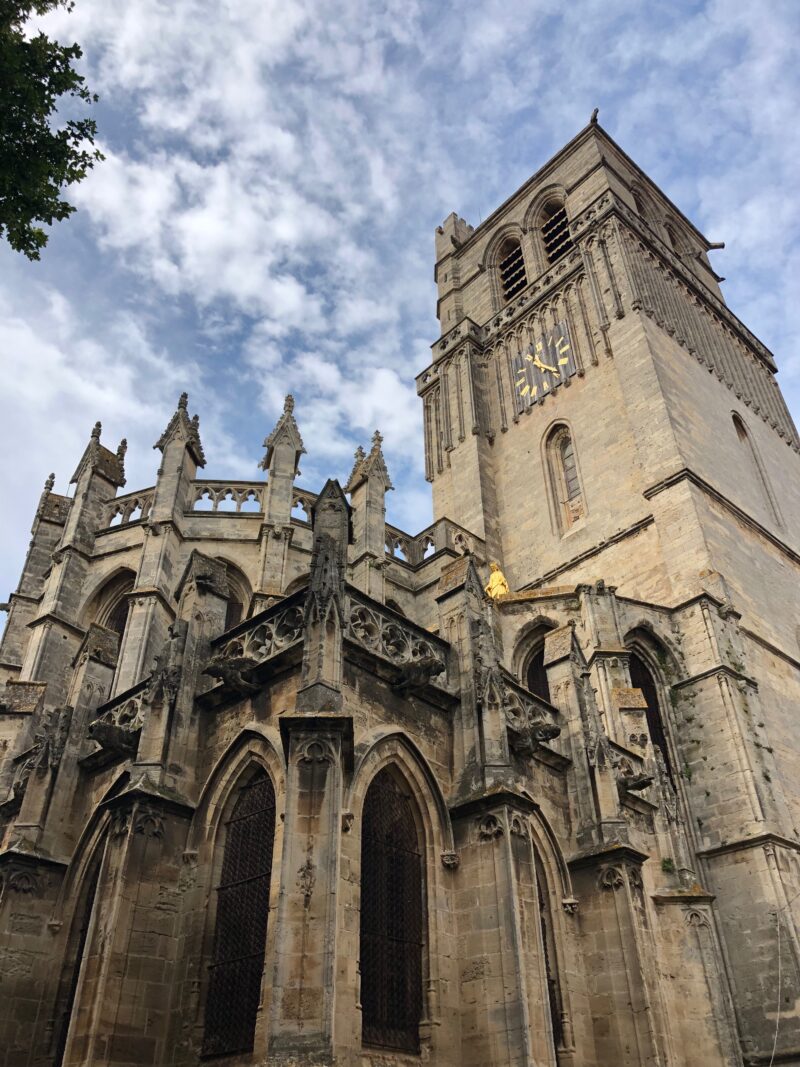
[
  {"xmin": 590, "ymin": 107, "xmax": 599, "ymax": 125},
  {"xmin": 178, "ymin": 392, "xmax": 189, "ymax": 411},
  {"xmin": 116, "ymin": 439, "xmax": 127, "ymax": 462},
  {"xmin": 191, "ymin": 413, "xmax": 199, "ymax": 429},
  {"xmin": 44, "ymin": 473, "xmax": 55, "ymax": 493},
  {"xmin": 371, "ymin": 430, "xmax": 383, "ymax": 450},
  {"xmin": 91, "ymin": 421, "xmax": 102, "ymax": 441},
  {"xmin": 284, "ymin": 394, "xmax": 295, "ymax": 414},
  {"xmin": 354, "ymin": 445, "xmax": 366, "ymax": 462}
]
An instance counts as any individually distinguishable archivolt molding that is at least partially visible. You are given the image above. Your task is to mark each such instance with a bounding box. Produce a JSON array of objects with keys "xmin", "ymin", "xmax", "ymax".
[
  {"xmin": 347, "ymin": 728, "xmax": 455, "ymax": 856},
  {"xmin": 187, "ymin": 725, "xmax": 285, "ymax": 853}
]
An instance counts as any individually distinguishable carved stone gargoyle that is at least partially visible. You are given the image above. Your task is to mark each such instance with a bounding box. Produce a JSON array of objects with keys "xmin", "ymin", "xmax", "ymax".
[
  {"xmin": 204, "ymin": 653, "xmax": 260, "ymax": 695},
  {"xmin": 615, "ymin": 756, "xmax": 654, "ymax": 796},
  {"xmin": 391, "ymin": 654, "xmax": 445, "ymax": 695},
  {"xmin": 88, "ymin": 719, "xmax": 139, "ymax": 757}
]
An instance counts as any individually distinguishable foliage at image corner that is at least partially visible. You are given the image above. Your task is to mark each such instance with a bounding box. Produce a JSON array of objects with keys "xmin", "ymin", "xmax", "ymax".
[{"xmin": 0, "ymin": 0, "xmax": 103, "ymax": 260}]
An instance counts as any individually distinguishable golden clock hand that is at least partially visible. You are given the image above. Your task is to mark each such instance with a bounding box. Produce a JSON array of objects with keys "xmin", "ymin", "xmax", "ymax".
[{"xmin": 532, "ymin": 355, "xmax": 558, "ymax": 374}]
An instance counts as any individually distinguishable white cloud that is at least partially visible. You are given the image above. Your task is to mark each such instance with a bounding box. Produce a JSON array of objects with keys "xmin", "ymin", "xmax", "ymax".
[{"xmin": 2, "ymin": 0, "xmax": 800, "ymax": 612}]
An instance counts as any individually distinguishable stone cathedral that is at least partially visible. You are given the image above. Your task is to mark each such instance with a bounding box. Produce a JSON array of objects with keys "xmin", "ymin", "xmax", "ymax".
[{"xmin": 1, "ymin": 119, "xmax": 799, "ymax": 1067}]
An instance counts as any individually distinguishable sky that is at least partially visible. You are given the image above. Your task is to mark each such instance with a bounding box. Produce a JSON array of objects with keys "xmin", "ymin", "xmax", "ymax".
[{"xmin": 1, "ymin": 0, "xmax": 799, "ymax": 613}]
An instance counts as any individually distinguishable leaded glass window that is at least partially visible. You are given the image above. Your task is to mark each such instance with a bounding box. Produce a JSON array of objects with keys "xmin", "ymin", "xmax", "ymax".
[
  {"xmin": 360, "ymin": 769, "xmax": 423, "ymax": 1052},
  {"xmin": 202, "ymin": 769, "xmax": 276, "ymax": 1058}
]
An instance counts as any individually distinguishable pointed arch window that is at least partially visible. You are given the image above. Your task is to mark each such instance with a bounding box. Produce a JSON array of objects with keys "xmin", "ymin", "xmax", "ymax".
[
  {"xmin": 732, "ymin": 413, "xmax": 781, "ymax": 525},
  {"xmin": 202, "ymin": 769, "xmax": 276, "ymax": 1058},
  {"xmin": 546, "ymin": 425, "xmax": 585, "ymax": 533},
  {"xmin": 535, "ymin": 851, "xmax": 564, "ymax": 1054},
  {"xmin": 541, "ymin": 200, "xmax": 573, "ymax": 264},
  {"xmin": 628, "ymin": 651, "xmax": 674, "ymax": 785},
  {"xmin": 498, "ymin": 237, "xmax": 527, "ymax": 302},
  {"xmin": 53, "ymin": 858, "xmax": 101, "ymax": 1067},
  {"xmin": 360, "ymin": 768, "xmax": 424, "ymax": 1052}
]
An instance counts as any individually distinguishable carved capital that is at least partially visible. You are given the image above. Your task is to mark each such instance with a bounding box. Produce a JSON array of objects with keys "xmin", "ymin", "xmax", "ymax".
[{"xmin": 441, "ymin": 851, "xmax": 460, "ymax": 870}]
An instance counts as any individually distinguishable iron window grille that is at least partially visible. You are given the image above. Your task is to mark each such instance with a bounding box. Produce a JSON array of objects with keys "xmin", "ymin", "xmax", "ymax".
[
  {"xmin": 202, "ymin": 769, "xmax": 276, "ymax": 1058},
  {"xmin": 360, "ymin": 769, "xmax": 424, "ymax": 1052}
]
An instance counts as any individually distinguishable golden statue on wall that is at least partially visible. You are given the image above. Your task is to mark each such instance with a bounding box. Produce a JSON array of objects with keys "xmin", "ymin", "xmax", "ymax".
[{"xmin": 484, "ymin": 562, "xmax": 510, "ymax": 599}]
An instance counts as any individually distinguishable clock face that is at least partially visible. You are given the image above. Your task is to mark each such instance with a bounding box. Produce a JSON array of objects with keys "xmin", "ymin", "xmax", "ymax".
[{"xmin": 513, "ymin": 321, "xmax": 577, "ymax": 408}]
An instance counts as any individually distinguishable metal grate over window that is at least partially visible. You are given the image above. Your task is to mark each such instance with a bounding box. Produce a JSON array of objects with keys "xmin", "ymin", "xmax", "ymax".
[
  {"xmin": 498, "ymin": 238, "xmax": 528, "ymax": 301},
  {"xmin": 360, "ymin": 769, "xmax": 423, "ymax": 1052},
  {"xmin": 202, "ymin": 770, "xmax": 276, "ymax": 1058},
  {"xmin": 541, "ymin": 201, "xmax": 573, "ymax": 264}
]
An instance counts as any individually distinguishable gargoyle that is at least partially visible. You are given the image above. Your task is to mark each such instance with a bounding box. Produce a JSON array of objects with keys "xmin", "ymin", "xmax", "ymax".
[
  {"xmin": 204, "ymin": 654, "xmax": 260, "ymax": 694},
  {"xmin": 88, "ymin": 719, "xmax": 139, "ymax": 757},
  {"xmin": 391, "ymin": 654, "xmax": 445, "ymax": 694}
]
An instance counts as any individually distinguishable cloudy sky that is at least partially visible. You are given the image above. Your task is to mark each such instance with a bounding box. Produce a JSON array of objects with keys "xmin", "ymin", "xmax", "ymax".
[{"xmin": 1, "ymin": 0, "xmax": 799, "ymax": 611}]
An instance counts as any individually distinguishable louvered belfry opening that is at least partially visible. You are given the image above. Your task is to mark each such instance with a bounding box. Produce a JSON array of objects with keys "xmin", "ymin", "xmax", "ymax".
[
  {"xmin": 202, "ymin": 769, "xmax": 276, "ymax": 1058},
  {"xmin": 360, "ymin": 768, "xmax": 424, "ymax": 1052},
  {"xmin": 541, "ymin": 200, "xmax": 573, "ymax": 264},
  {"xmin": 498, "ymin": 237, "xmax": 528, "ymax": 301},
  {"xmin": 559, "ymin": 434, "xmax": 581, "ymax": 503}
]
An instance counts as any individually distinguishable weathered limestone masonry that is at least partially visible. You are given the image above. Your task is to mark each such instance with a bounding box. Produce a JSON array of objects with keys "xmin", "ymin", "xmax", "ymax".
[{"xmin": 0, "ymin": 120, "xmax": 797, "ymax": 1067}]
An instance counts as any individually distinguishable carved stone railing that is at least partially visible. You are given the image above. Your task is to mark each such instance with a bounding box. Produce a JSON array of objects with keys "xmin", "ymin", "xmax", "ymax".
[
  {"xmin": 106, "ymin": 487, "xmax": 155, "ymax": 528},
  {"xmin": 205, "ymin": 593, "xmax": 306, "ymax": 692},
  {"xmin": 499, "ymin": 668, "xmax": 562, "ymax": 758},
  {"xmin": 385, "ymin": 518, "xmax": 486, "ymax": 566},
  {"xmin": 88, "ymin": 678, "xmax": 150, "ymax": 757},
  {"xmin": 346, "ymin": 591, "xmax": 450, "ymax": 691},
  {"xmin": 189, "ymin": 480, "xmax": 264, "ymax": 513}
]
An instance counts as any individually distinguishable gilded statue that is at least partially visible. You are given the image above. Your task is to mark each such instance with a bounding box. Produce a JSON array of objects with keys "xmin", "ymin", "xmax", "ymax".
[{"xmin": 484, "ymin": 562, "xmax": 510, "ymax": 599}]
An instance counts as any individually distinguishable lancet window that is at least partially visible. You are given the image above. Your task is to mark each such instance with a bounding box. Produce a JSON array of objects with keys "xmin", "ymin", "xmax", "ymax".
[
  {"xmin": 628, "ymin": 651, "xmax": 674, "ymax": 785},
  {"xmin": 202, "ymin": 769, "xmax": 276, "ymax": 1058},
  {"xmin": 535, "ymin": 851, "xmax": 563, "ymax": 1054},
  {"xmin": 546, "ymin": 424, "xmax": 585, "ymax": 533},
  {"xmin": 360, "ymin": 768, "xmax": 424, "ymax": 1052},
  {"xmin": 53, "ymin": 859, "xmax": 101, "ymax": 1066},
  {"xmin": 732, "ymin": 413, "xmax": 781, "ymax": 525}
]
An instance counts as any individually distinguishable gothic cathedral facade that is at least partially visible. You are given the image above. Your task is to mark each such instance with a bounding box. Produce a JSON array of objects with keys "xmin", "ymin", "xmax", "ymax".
[{"xmin": 1, "ymin": 121, "xmax": 799, "ymax": 1066}]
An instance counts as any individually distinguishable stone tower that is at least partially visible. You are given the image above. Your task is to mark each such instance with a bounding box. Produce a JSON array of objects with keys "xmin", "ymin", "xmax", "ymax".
[{"xmin": 0, "ymin": 120, "xmax": 797, "ymax": 1067}]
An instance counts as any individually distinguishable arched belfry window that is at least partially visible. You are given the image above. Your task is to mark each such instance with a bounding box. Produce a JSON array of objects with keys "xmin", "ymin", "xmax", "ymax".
[
  {"xmin": 85, "ymin": 569, "xmax": 136, "ymax": 639},
  {"xmin": 628, "ymin": 652, "xmax": 674, "ymax": 785},
  {"xmin": 546, "ymin": 425, "xmax": 585, "ymax": 533},
  {"xmin": 360, "ymin": 768, "xmax": 424, "ymax": 1052},
  {"xmin": 498, "ymin": 236, "xmax": 527, "ymax": 302},
  {"xmin": 732, "ymin": 413, "xmax": 781, "ymax": 525},
  {"xmin": 202, "ymin": 768, "xmax": 276, "ymax": 1058},
  {"xmin": 541, "ymin": 200, "xmax": 573, "ymax": 264}
]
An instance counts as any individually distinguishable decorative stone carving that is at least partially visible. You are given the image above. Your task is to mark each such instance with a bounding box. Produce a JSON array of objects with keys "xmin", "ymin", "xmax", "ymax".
[
  {"xmin": 441, "ymin": 851, "xmax": 460, "ymax": 870},
  {"xmin": 347, "ymin": 597, "xmax": 448, "ymax": 682},
  {"xmin": 598, "ymin": 865, "xmax": 625, "ymax": 891},
  {"xmin": 109, "ymin": 808, "xmax": 130, "ymax": 837},
  {"xmin": 684, "ymin": 909, "xmax": 711, "ymax": 929},
  {"xmin": 562, "ymin": 897, "xmax": 579, "ymax": 915},
  {"xmin": 134, "ymin": 807, "xmax": 165, "ymax": 838},
  {"xmin": 509, "ymin": 816, "xmax": 527, "ymax": 837},
  {"xmin": 204, "ymin": 648, "xmax": 260, "ymax": 694},
  {"xmin": 144, "ymin": 619, "xmax": 188, "ymax": 709},
  {"xmin": 341, "ymin": 812, "xmax": 354, "ymax": 833},
  {"xmin": 89, "ymin": 690, "xmax": 146, "ymax": 756},
  {"xmin": 477, "ymin": 814, "xmax": 503, "ymax": 840},
  {"xmin": 210, "ymin": 601, "xmax": 305, "ymax": 688},
  {"xmin": 297, "ymin": 856, "xmax": 316, "ymax": 909},
  {"xmin": 296, "ymin": 739, "xmax": 334, "ymax": 764}
]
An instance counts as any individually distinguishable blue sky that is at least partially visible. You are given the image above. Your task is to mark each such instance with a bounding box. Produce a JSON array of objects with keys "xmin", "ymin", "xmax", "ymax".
[{"xmin": 1, "ymin": 0, "xmax": 799, "ymax": 610}]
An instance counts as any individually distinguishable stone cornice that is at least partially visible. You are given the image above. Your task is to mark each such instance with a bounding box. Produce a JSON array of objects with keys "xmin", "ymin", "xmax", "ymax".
[
  {"xmin": 644, "ymin": 468, "xmax": 800, "ymax": 565},
  {"xmin": 672, "ymin": 664, "xmax": 758, "ymax": 691},
  {"xmin": 522, "ymin": 515, "xmax": 655, "ymax": 591},
  {"xmin": 697, "ymin": 831, "xmax": 800, "ymax": 859}
]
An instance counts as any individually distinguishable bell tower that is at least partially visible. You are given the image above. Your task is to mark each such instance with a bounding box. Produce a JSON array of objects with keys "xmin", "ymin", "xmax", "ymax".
[{"xmin": 418, "ymin": 118, "xmax": 800, "ymax": 1063}]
